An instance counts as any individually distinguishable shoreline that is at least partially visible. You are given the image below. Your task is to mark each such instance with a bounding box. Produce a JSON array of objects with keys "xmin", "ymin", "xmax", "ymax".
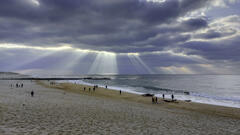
[
  {"xmin": 58, "ymin": 80, "xmax": 240, "ymax": 109},
  {"xmin": 38, "ymin": 80, "xmax": 240, "ymax": 119},
  {"xmin": 1, "ymin": 80, "xmax": 240, "ymax": 134}
]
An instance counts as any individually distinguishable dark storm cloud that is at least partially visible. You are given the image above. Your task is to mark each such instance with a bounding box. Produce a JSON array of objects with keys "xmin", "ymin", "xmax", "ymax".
[
  {"xmin": 194, "ymin": 29, "xmax": 237, "ymax": 39},
  {"xmin": 0, "ymin": 0, "xmax": 211, "ymax": 52},
  {"xmin": 181, "ymin": 36, "xmax": 240, "ymax": 61},
  {"xmin": 140, "ymin": 53, "xmax": 200, "ymax": 67},
  {"xmin": 181, "ymin": 18, "xmax": 208, "ymax": 31}
]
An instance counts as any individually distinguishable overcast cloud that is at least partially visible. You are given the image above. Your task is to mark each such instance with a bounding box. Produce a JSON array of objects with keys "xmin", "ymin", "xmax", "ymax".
[{"xmin": 0, "ymin": 0, "xmax": 240, "ymax": 75}]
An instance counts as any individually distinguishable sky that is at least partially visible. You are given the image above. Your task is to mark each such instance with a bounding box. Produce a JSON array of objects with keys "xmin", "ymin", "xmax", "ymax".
[{"xmin": 0, "ymin": 0, "xmax": 240, "ymax": 75}]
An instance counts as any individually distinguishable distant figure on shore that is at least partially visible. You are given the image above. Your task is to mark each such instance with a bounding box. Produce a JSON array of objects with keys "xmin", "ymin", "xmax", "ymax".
[
  {"xmin": 93, "ymin": 87, "xmax": 95, "ymax": 91},
  {"xmin": 120, "ymin": 90, "xmax": 122, "ymax": 95},
  {"xmin": 21, "ymin": 83, "xmax": 23, "ymax": 88},
  {"xmin": 155, "ymin": 97, "xmax": 158, "ymax": 104},
  {"xmin": 84, "ymin": 87, "xmax": 86, "ymax": 91},
  {"xmin": 152, "ymin": 96, "xmax": 154, "ymax": 104},
  {"xmin": 16, "ymin": 83, "xmax": 18, "ymax": 88},
  {"xmin": 31, "ymin": 90, "xmax": 34, "ymax": 97},
  {"xmin": 105, "ymin": 85, "xmax": 108, "ymax": 89},
  {"xmin": 162, "ymin": 94, "xmax": 165, "ymax": 99},
  {"xmin": 171, "ymin": 94, "xmax": 174, "ymax": 101}
]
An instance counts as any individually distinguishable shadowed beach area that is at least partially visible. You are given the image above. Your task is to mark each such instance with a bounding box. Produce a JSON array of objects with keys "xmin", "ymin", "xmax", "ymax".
[{"xmin": 0, "ymin": 80, "xmax": 240, "ymax": 134}]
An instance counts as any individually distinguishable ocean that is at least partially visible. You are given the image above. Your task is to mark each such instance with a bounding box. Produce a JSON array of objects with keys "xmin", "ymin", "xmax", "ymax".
[
  {"xmin": 1, "ymin": 73, "xmax": 240, "ymax": 108},
  {"xmin": 69, "ymin": 74, "xmax": 240, "ymax": 108}
]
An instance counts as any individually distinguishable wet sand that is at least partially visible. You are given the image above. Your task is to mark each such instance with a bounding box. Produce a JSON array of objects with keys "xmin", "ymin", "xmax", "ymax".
[{"xmin": 0, "ymin": 80, "xmax": 240, "ymax": 134}]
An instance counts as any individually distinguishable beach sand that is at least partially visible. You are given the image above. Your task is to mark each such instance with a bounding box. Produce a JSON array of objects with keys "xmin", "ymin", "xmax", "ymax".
[{"xmin": 0, "ymin": 80, "xmax": 240, "ymax": 134}]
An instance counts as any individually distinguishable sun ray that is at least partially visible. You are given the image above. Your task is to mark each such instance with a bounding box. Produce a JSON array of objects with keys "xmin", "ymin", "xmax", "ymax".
[
  {"xmin": 88, "ymin": 53, "xmax": 118, "ymax": 74},
  {"xmin": 9, "ymin": 50, "xmax": 56, "ymax": 71},
  {"xmin": 127, "ymin": 55, "xmax": 154, "ymax": 74},
  {"xmin": 57, "ymin": 52, "xmax": 88, "ymax": 72}
]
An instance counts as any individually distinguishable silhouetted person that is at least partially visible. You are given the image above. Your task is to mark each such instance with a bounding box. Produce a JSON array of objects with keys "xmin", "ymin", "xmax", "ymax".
[
  {"xmin": 152, "ymin": 96, "xmax": 154, "ymax": 104},
  {"xmin": 156, "ymin": 97, "xmax": 158, "ymax": 104},
  {"xmin": 93, "ymin": 87, "xmax": 95, "ymax": 91},
  {"xmin": 21, "ymin": 83, "xmax": 23, "ymax": 88},
  {"xmin": 162, "ymin": 94, "xmax": 165, "ymax": 100},
  {"xmin": 120, "ymin": 90, "xmax": 122, "ymax": 95},
  {"xmin": 31, "ymin": 90, "xmax": 34, "ymax": 97},
  {"xmin": 171, "ymin": 94, "xmax": 174, "ymax": 101},
  {"xmin": 105, "ymin": 85, "xmax": 108, "ymax": 89},
  {"xmin": 16, "ymin": 83, "xmax": 18, "ymax": 88},
  {"xmin": 84, "ymin": 87, "xmax": 86, "ymax": 91}
]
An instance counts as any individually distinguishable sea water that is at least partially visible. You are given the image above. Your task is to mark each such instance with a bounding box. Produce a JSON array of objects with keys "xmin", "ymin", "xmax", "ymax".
[
  {"xmin": 71, "ymin": 75, "xmax": 240, "ymax": 108},
  {"xmin": 1, "ymin": 73, "xmax": 240, "ymax": 108}
]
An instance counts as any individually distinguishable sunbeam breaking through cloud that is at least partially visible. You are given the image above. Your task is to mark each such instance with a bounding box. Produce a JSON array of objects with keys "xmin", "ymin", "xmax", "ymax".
[
  {"xmin": 88, "ymin": 53, "xmax": 118, "ymax": 75},
  {"xmin": 0, "ymin": 0, "xmax": 240, "ymax": 75},
  {"xmin": 127, "ymin": 55, "xmax": 154, "ymax": 74}
]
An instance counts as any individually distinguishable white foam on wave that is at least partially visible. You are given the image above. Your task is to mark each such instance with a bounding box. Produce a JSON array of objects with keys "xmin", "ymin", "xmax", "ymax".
[
  {"xmin": 57, "ymin": 80, "xmax": 95, "ymax": 86},
  {"xmin": 59, "ymin": 80, "xmax": 240, "ymax": 108},
  {"xmin": 107, "ymin": 85, "xmax": 145, "ymax": 95},
  {"xmin": 58, "ymin": 80, "xmax": 144, "ymax": 95},
  {"xmin": 174, "ymin": 94, "xmax": 240, "ymax": 108}
]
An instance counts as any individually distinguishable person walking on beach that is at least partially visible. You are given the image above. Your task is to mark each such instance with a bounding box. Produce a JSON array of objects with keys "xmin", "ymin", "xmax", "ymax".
[
  {"xmin": 162, "ymin": 94, "xmax": 165, "ymax": 100},
  {"xmin": 120, "ymin": 90, "xmax": 122, "ymax": 95},
  {"xmin": 84, "ymin": 87, "xmax": 86, "ymax": 91},
  {"xmin": 155, "ymin": 97, "xmax": 158, "ymax": 104},
  {"xmin": 152, "ymin": 96, "xmax": 154, "ymax": 104},
  {"xmin": 31, "ymin": 90, "xmax": 34, "ymax": 97},
  {"xmin": 105, "ymin": 85, "xmax": 108, "ymax": 89},
  {"xmin": 171, "ymin": 94, "xmax": 174, "ymax": 101}
]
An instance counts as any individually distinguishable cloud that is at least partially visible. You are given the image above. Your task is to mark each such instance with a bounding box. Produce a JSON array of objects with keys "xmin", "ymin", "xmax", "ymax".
[
  {"xmin": 194, "ymin": 29, "xmax": 237, "ymax": 39},
  {"xmin": 181, "ymin": 35, "xmax": 240, "ymax": 62},
  {"xmin": 189, "ymin": 15, "xmax": 240, "ymax": 41},
  {"xmin": 0, "ymin": 0, "xmax": 240, "ymax": 75},
  {"xmin": 181, "ymin": 18, "xmax": 208, "ymax": 30},
  {"xmin": 0, "ymin": 0, "xmax": 211, "ymax": 52}
]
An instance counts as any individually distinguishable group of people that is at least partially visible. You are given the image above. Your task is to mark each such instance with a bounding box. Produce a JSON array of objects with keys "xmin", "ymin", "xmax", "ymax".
[
  {"xmin": 83, "ymin": 85, "xmax": 98, "ymax": 92},
  {"xmin": 9, "ymin": 82, "xmax": 35, "ymax": 97},
  {"xmin": 152, "ymin": 94, "xmax": 175, "ymax": 103},
  {"xmin": 152, "ymin": 96, "xmax": 158, "ymax": 104},
  {"xmin": 162, "ymin": 94, "xmax": 175, "ymax": 101},
  {"xmin": 50, "ymin": 81, "xmax": 56, "ymax": 85},
  {"xmin": 82, "ymin": 84, "xmax": 123, "ymax": 96},
  {"xmin": 10, "ymin": 83, "xmax": 24, "ymax": 88}
]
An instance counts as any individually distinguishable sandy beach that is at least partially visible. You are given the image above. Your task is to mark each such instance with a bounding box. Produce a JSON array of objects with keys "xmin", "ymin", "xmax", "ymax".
[{"xmin": 0, "ymin": 80, "xmax": 240, "ymax": 135}]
